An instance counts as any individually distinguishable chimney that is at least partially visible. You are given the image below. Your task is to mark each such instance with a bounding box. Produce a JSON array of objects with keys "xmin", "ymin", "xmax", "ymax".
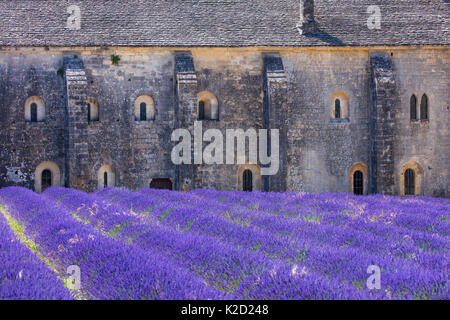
[{"xmin": 297, "ymin": 0, "xmax": 316, "ymax": 35}]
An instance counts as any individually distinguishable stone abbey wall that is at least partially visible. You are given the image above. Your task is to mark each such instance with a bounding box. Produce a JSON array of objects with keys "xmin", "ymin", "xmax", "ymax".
[{"xmin": 0, "ymin": 46, "xmax": 449, "ymax": 197}]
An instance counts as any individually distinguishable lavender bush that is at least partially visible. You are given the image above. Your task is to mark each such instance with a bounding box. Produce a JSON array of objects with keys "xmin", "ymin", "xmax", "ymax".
[{"xmin": 0, "ymin": 208, "xmax": 73, "ymax": 300}]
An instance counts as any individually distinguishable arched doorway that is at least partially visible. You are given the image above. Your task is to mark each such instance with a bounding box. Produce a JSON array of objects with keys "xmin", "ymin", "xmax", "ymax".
[
  {"xmin": 237, "ymin": 164, "xmax": 262, "ymax": 191},
  {"xmin": 404, "ymin": 169, "xmax": 415, "ymax": 196},
  {"xmin": 34, "ymin": 161, "xmax": 61, "ymax": 193},
  {"xmin": 243, "ymin": 170, "xmax": 253, "ymax": 192},
  {"xmin": 41, "ymin": 169, "xmax": 52, "ymax": 192},
  {"xmin": 400, "ymin": 161, "xmax": 423, "ymax": 196},
  {"xmin": 353, "ymin": 170, "xmax": 364, "ymax": 195},
  {"xmin": 150, "ymin": 178, "xmax": 173, "ymax": 190},
  {"xmin": 349, "ymin": 163, "xmax": 368, "ymax": 195}
]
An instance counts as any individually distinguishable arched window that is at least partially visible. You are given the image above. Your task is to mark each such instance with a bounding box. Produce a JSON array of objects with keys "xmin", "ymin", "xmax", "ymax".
[
  {"xmin": 98, "ymin": 165, "xmax": 116, "ymax": 189},
  {"xmin": 30, "ymin": 103, "xmax": 38, "ymax": 122},
  {"xmin": 25, "ymin": 96, "xmax": 45, "ymax": 122},
  {"xmin": 353, "ymin": 171, "xmax": 364, "ymax": 195},
  {"xmin": 41, "ymin": 169, "xmax": 52, "ymax": 192},
  {"xmin": 103, "ymin": 172, "xmax": 108, "ymax": 188},
  {"xmin": 197, "ymin": 91, "xmax": 219, "ymax": 120},
  {"xmin": 140, "ymin": 102, "xmax": 147, "ymax": 121},
  {"xmin": 404, "ymin": 169, "xmax": 415, "ymax": 196},
  {"xmin": 134, "ymin": 95, "xmax": 155, "ymax": 121},
  {"xmin": 243, "ymin": 170, "xmax": 253, "ymax": 192},
  {"xmin": 410, "ymin": 95, "xmax": 417, "ymax": 121},
  {"xmin": 420, "ymin": 94, "xmax": 428, "ymax": 120},
  {"xmin": 198, "ymin": 101, "xmax": 205, "ymax": 120},
  {"xmin": 335, "ymin": 99, "xmax": 341, "ymax": 119},
  {"xmin": 330, "ymin": 91, "xmax": 349, "ymax": 121}
]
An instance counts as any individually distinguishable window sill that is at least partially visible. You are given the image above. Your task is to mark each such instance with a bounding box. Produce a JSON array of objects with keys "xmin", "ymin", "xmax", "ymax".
[
  {"xmin": 411, "ymin": 120, "xmax": 430, "ymax": 125},
  {"xmin": 330, "ymin": 119, "xmax": 350, "ymax": 124},
  {"xmin": 25, "ymin": 121, "xmax": 46, "ymax": 124}
]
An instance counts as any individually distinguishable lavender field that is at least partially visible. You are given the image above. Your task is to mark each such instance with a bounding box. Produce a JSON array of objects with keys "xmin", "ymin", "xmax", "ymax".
[{"xmin": 0, "ymin": 186, "xmax": 448, "ymax": 300}]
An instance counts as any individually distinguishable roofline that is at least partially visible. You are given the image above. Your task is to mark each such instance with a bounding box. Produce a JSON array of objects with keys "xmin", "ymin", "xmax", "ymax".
[{"xmin": 1, "ymin": 44, "xmax": 449, "ymax": 51}]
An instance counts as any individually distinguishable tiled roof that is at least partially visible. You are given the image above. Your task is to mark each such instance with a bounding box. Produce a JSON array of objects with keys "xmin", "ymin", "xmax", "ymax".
[{"xmin": 0, "ymin": 0, "xmax": 449, "ymax": 47}]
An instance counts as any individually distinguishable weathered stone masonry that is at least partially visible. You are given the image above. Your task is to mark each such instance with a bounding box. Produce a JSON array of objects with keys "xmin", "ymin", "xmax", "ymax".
[
  {"xmin": 0, "ymin": 1, "xmax": 448, "ymax": 197},
  {"xmin": 369, "ymin": 52, "xmax": 397, "ymax": 195}
]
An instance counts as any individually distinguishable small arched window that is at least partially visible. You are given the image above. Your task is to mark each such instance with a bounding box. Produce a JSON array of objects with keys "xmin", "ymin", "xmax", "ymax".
[
  {"xmin": 30, "ymin": 103, "xmax": 38, "ymax": 122},
  {"xmin": 198, "ymin": 101, "xmax": 205, "ymax": 120},
  {"xmin": 243, "ymin": 170, "xmax": 253, "ymax": 192},
  {"xmin": 330, "ymin": 91, "xmax": 349, "ymax": 121},
  {"xmin": 25, "ymin": 96, "xmax": 45, "ymax": 122},
  {"xmin": 41, "ymin": 169, "xmax": 52, "ymax": 192},
  {"xmin": 410, "ymin": 95, "xmax": 417, "ymax": 121},
  {"xmin": 197, "ymin": 91, "xmax": 219, "ymax": 120},
  {"xmin": 404, "ymin": 169, "xmax": 415, "ymax": 196},
  {"xmin": 103, "ymin": 172, "xmax": 108, "ymax": 188},
  {"xmin": 87, "ymin": 98, "xmax": 99, "ymax": 122},
  {"xmin": 98, "ymin": 165, "xmax": 116, "ymax": 189},
  {"xmin": 420, "ymin": 94, "xmax": 429, "ymax": 120},
  {"xmin": 140, "ymin": 102, "xmax": 147, "ymax": 121},
  {"xmin": 335, "ymin": 99, "xmax": 341, "ymax": 119},
  {"xmin": 353, "ymin": 171, "xmax": 364, "ymax": 195},
  {"xmin": 134, "ymin": 95, "xmax": 155, "ymax": 121}
]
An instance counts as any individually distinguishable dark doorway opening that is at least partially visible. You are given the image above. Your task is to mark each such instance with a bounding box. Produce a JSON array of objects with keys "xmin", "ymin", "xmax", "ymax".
[
  {"xmin": 150, "ymin": 178, "xmax": 173, "ymax": 190},
  {"xmin": 243, "ymin": 170, "xmax": 253, "ymax": 192},
  {"xmin": 405, "ymin": 169, "xmax": 415, "ymax": 196},
  {"xmin": 41, "ymin": 169, "xmax": 52, "ymax": 192},
  {"xmin": 353, "ymin": 170, "xmax": 364, "ymax": 195},
  {"xmin": 104, "ymin": 172, "xmax": 108, "ymax": 188}
]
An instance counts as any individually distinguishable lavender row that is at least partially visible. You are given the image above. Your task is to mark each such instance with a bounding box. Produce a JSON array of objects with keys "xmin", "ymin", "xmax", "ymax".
[
  {"xmin": 0, "ymin": 187, "xmax": 222, "ymax": 300},
  {"xmin": 0, "ymin": 205, "xmax": 73, "ymax": 300}
]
